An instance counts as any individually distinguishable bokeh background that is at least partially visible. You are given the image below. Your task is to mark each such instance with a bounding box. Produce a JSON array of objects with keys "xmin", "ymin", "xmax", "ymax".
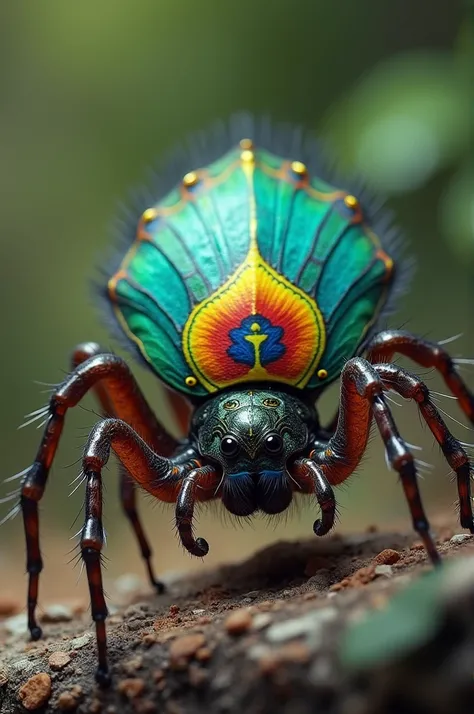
[{"xmin": 0, "ymin": 1, "xmax": 473, "ymax": 605}]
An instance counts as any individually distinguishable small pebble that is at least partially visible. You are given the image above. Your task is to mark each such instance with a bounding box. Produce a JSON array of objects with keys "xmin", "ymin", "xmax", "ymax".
[
  {"xmin": 41, "ymin": 604, "xmax": 73, "ymax": 623},
  {"xmin": 374, "ymin": 548, "xmax": 400, "ymax": 565},
  {"xmin": 374, "ymin": 564, "xmax": 393, "ymax": 578},
  {"xmin": 142, "ymin": 633, "xmax": 157, "ymax": 647},
  {"xmin": 4, "ymin": 612, "xmax": 27, "ymax": 636},
  {"xmin": 11, "ymin": 658, "xmax": 38, "ymax": 676},
  {"xmin": 88, "ymin": 699, "xmax": 102, "ymax": 713},
  {"xmin": 57, "ymin": 686, "xmax": 82, "ymax": 712},
  {"xmin": 196, "ymin": 615, "xmax": 212, "ymax": 625},
  {"xmin": 70, "ymin": 632, "xmax": 92, "ymax": 650},
  {"xmin": 169, "ymin": 633, "xmax": 206, "ymax": 667},
  {"xmin": 118, "ymin": 678, "xmax": 145, "ymax": 699},
  {"xmin": 266, "ymin": 608, "xmax": 337, "ymax": 644},
  {"xmin": 276, "ymin": 641, "xmax": 311, "ymax": 664},
  {"xmin": 122, "ymin": 656, "xmax": 143, "ymax": 674},
  {"xmin": 225, "ymin": 608, "xmax": 253, "ymax": 635},
  {"xmin": 0, "ymin": 668, "xmax": 9, "ymax": 687},
  {"xmin": 192, "ymin": 609, "xmax": 206, "ymax": 615},
  {"xmin": 196, "ymin": 647, "xmax": 212, "ymax": 662},
  {"xmin": 252, "ymin": 613, "xmax": 272, "ymax": 630},
  {"xmin": 169, "ymin": 604, "xmax": 180, "ymax": 617},
  {"xmin": 450, "ymin": 533, "xmax": 472, "ymax": 545},
  {"xmin": 18, "ymin": 673, "xmax": 52, "ymax": 710},
  {"xmin": 248, "ymin": 644, "xmax": 272, "ymax": 661},
  {"xmin": 48, "ymin": 651, "xmax": 72, "ymax": 671},
  {"xmin": 258, "ymin": 653, "xmax": 281, "ymax": 675}
]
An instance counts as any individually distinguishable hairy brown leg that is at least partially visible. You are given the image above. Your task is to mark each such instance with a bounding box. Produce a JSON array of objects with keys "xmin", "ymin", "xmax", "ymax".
[
  {"xmin": 311, "ymin": 357, "xmax": 441, "ymax": 565},
  {"xmin": 366, "ymin": 329, "xmax": 474, "ymax": 424},
  {"xmin": 72, "ymin": 342, "xmax": 169, "ymax": 592},
  {"xmin": 80, "ymin": 417, "xmax": 201, "ymax": 684},
  {"xmin": 374, "ymin": 362, "xmax": 474, "ymax": 532},
  {"xmin": 20, "ymin": 345, "xmax": 177, "ymax": 640}
]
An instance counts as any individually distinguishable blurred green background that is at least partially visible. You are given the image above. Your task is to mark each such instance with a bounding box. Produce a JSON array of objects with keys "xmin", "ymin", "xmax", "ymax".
[{"xmin": 0, "ymin": 1, "xmax": 473, "ymax": 604}]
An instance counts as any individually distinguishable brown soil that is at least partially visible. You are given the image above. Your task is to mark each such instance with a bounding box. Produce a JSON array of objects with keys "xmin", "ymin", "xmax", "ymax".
[{"xmin": 1, "ymin": 520, "xmax": 474, "ymax": 713}]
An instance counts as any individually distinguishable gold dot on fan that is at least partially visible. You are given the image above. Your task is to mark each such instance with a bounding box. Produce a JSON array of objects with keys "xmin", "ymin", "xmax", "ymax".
[
  {"xmin": 183, "ymin": 171, "xmax": 199, "ymax": 188},
  {"xmin": 291, "ymin": 160, "xmax": 307, "ymax": 177},
  {"xmin": 241, "ymin": 149, "xmax": 255, "ymax": 163},
  {"xmin": 317, "ymin": 369, "xmax": 328, "ymax": 380},
  {"xmin": 185, "ymin": 376, "xmax": 197, "ymax": 387},
  {"xmin": 344, "ymin": 195, "xmax": 359, "ymax": 209},
  {"xmin": 142, "ymin": 208, "xmax": 158, "ymax": 223}
]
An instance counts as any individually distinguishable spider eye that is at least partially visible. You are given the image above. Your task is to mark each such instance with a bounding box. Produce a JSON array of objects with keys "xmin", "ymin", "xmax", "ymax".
[
  {"xmin": 220, "ymin": 436, "xmax": 240, "ymax": 458},
  {"xmin": 264, "ymin": 433, "xmax": 283, "ymax": 454},
  {"xmin": 262, "ymin": 397, "xmax": 280, "ymax": 408}
]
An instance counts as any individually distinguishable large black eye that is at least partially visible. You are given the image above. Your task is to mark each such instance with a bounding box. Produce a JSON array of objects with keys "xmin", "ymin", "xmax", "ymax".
[
  {"xmin": 220, "ymin": 436, "xmax": 240, "ymax": 458},
  {"xmin": 264, "ymin": 433, "xmax": 283, "ymax": 454}
]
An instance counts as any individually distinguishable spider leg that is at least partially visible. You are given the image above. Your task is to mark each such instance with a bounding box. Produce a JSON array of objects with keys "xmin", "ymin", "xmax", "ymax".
[
  {"xmin": 20, "ymin": 344, "xmax": 177, "ymax": 641},
  {"xmin": 175, "ymin": 466, "xmax": 218, "ymax": 556},
  {"xmin": 72, "ymin": 343, "xmax": 174, "ymax": 593},
  {"xmin": 311, "ymin": 357, "xmax": 441, "ymax": 565},
  {"xmin": 118, "ymin": 466, "xmax": 164, "ymax": 592},
  {"xmin": 291, "ymin": 458, "xmax": 336, "ymax": 536},
  {"xmin": 80, "ymin": 417, "xmax": 202, "ymax": 685},
  {"xmin": 366, "ymin": 330, "xmax": 474, "ymax": 424},
  {"xmin": 374, "ymin": 362, "xmax": 474, "ymax": 532}
]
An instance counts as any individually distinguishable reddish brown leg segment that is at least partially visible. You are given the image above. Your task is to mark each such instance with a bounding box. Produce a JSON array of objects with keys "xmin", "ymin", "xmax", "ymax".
[
  {"xmin": 20, "ymin": 345, "xmax": 177, "ymax": 640},
  {"xmin": 374, "ymin": 363, "xmax": 474, "ymax": 532},
  {"xmin": 73, "ymin": 343, "xmax": 166, "ymax": 592},
  {"xmin": 311, "ymin": 357, "xmax": 441, "ymax": 565},
  {"xmin": 81, "ymin": 470, "xmax": 109, "ymax": 686},
  {"xmin": 366, "ymin": 330, "xmax": 474, "ymax": 424},
  {"xmin": 80, "ymin": 417, "xmax": 198, "ymax": 683}
]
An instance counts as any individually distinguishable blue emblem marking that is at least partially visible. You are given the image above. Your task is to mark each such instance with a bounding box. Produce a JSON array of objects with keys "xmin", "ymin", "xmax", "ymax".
[{"xmin": 227, "ymin": 314, "xmax": 286, "ymax": 368}]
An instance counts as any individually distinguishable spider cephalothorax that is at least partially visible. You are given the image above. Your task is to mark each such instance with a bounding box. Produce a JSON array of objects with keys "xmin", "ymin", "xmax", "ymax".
[
  {"xmin": 193, "ymin": 389, "xmax": 314, "ymax": 515},
  {"xmin": 10, "ymin": 115, "xmax": 474, "ymax": 685}
]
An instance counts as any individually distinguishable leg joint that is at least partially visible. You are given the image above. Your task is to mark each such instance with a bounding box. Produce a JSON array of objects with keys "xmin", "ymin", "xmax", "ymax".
[{"xmin": 26, "ymin": 559, "xmax": 43, "ymax": 575}]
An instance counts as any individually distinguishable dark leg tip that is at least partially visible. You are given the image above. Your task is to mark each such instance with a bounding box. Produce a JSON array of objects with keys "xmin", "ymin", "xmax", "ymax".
[
  {"xmin": 30, "ymin": 625, "xmax": 42, "ymax": 641},
  {"xmin": 152, "ymin": 579, "xmax": 166, "ymax": 595},
  {"xmin": 313, "ymin": 518, "xmax": 331, "ymax": 537},
  {"xmin": 195, "ymin": 537, "xmax": 209, "ymax": 557},
  {"xmin": 95, "ymin": 667, "xmax": 111, "ymax": 688}
]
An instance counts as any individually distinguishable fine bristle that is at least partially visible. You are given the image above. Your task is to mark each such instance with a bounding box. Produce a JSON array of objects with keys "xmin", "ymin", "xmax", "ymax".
[{"xmin": 93, "ymin": 112, "xmax": 414, "ymax": 369}]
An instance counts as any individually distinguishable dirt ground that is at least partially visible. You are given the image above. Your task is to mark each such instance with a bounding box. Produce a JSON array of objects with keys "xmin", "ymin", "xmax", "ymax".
[{"xmin": 1, "ymin": 519, "xmax": 474, "ymax": 714}]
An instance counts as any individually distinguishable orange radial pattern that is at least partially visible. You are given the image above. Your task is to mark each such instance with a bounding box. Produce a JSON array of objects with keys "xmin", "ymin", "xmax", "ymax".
[{"xmin": 183, "ymin": 253, "xmax": 326, "ymax": 392}]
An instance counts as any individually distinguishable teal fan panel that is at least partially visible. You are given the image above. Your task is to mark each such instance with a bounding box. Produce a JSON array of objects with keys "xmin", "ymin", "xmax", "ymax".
[{"xmin": 108, "ymin": 145, "xmax": 394, "ymax": 396}]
